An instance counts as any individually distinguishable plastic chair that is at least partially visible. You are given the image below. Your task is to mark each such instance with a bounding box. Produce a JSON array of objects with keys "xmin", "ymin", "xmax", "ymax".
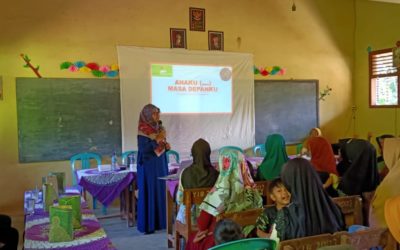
[
  {"xmin": 253, "ymin": 144, "xmax": 266, "ymax": 157},
  {"xmin": 208, "ymin": 238, "xmax": 276, "ymax": 250},
  {"xmin": 166, "ymin": 150, "xmax": 180, "ymax": 164},
  {"xmin": 70, "ymin": 152, "xmax": 104, "ymax": 211},
  {"xmin": 121, "ymin": 150, "xmax": 138, "ymax": 165},
  {"xmin": 218, "ymin": 146, "xmax": 244, "ymax": 155},
  {"xmin": 296, "ymin": 143, "xmax": 303, "ymax": 155}
]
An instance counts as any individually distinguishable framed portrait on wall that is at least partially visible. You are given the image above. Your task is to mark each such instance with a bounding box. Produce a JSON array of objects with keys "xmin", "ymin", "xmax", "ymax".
[
  {"xmin": 170, "ymin": 28, "xmax": 187, "ymax": 49},
  {"xmin": 189, "ymin": 7, "xmax": 205, "ymax": 31},
  {"xmin": 208, "ymin": 31, "xmax": 224, "ymax": 51}
]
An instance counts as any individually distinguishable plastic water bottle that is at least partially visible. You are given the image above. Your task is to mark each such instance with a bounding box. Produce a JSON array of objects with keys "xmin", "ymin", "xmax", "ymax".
[
  {"xmin": 111, "ymin": 151, "xmax": 117, "ymax": 170},
  {"xmin": 129, "ymin": 154, "xmax": 135, "ymax": 172}
]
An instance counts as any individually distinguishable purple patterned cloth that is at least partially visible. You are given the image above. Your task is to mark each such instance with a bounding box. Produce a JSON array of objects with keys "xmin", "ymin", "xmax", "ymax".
[
  {"xmin": 77, "ymin": 169, "xmax": 134, "ymax": 207},
  {"xmin": 24, "ymin": 205, "xmax": 116, "ymax": 250}
]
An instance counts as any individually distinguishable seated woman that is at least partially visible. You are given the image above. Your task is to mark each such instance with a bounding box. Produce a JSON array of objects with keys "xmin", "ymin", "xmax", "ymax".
[
  {"xmin": 370, "ymin": 138, "xmax": 400, "ymax": 228},
  {"xmin": 257, "ymin": 134, "xmax": 289, "ymax": 181},
  {"xmin": 278, "ymin": 158, "xmax": 344, "ymax": 240},
  {"xmin": 337, "ymin": 139, "xmax": 380, "ymax": 225},
  {"xmin": 176, "ymin": 138, "xmax": 219, "ymax": 224},
  {"xmin": 300, "ymin": 127, "xmax": 322, "ymax": 156},
  {"xmin": 0, "ymin": 214, "xmax": 19, "ymax": 250},
  {"xmin": 186, "ymin": 150, "xmax": 263, "ymax": 250},
  {"xmin": 308, "ymin": 136, "xmax": 339, "ymax": 197},
  {"xmin": 384, "ymin": 195, "xmax": 400, "ymax": 244}
]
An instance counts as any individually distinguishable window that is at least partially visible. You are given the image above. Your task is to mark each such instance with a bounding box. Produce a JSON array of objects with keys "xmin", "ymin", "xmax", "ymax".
[{"xmin": 369, "ymin": 48, "xmax": 400, "ymax": 107}]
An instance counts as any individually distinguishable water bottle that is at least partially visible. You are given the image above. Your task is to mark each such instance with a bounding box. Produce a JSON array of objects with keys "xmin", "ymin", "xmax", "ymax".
[
  {"xmin": 111, "ymin": 151, "xmax": 117, "ymax": 170},
  {"xmin": 129, "ymin": 154, "xmax": 135, "ymax": 172}
]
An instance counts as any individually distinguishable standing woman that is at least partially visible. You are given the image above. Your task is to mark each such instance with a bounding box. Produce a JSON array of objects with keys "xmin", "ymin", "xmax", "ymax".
[{"xmin": 137, "ymin": 104, "xmax": 170, "ymax": 234}]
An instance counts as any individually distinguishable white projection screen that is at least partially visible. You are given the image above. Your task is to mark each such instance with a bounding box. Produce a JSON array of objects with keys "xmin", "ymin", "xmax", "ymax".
[{"xmin": 117, "ymin": 46, "xmax": 254, "ymax": 160}]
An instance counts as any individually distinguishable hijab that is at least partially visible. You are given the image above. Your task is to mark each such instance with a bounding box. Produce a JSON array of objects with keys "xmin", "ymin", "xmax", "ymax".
[
  {"xmin": 137, "ymin": 104, "xmax": 166, "ymax": 155},
  {"xmin": 280, "ymin": 158, "xmax": 344, "ymax": 240},
  {"xmin": 338, "ymin": 139, "xmax": 380, "ymax": 195},
  {"xmin": 180, "ymin": 139, "xmax": 219, "ymax": 189},
  {"xmin": 199, "ymin": 150, "xmax": 262, "ymax": 217},
  {"xmin": 138, "ymin": 104, "xmax": 162, "ymax": 138},
  {"xmin": 257, "ymin": 134, "xmax": 289, "ymax": 180},
  {"xmin": 308, "ymin": 136, "xmax": 338, "ymax": 175},
  {"xmin": 370, "ymin": 138, "xmax": 400, "ymax": 228}
]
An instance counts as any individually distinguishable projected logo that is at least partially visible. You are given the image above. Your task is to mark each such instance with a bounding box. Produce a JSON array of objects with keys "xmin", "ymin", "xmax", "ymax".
[
  {"xmin": 152, "ymin": 64, "xmax": 173, "ymax": 77},
  {"xmin": 220, "ymin": 67, "xmax": 232, "ymax": 81}
]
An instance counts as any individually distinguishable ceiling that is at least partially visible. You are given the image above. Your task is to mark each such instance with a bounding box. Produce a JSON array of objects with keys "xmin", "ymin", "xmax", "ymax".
[{"xmin": 370, "ymin": 0, "xmax": 400, "ymax": 4}]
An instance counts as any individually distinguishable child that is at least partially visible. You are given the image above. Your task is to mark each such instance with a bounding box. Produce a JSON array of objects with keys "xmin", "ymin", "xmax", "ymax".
[
  {"xmin": 256, "ymin": 178, "xmax": 291, "ymax": 238},
  {"xmin": 213, "ymin": 219, "xmax": 243, "ymax": 245}
]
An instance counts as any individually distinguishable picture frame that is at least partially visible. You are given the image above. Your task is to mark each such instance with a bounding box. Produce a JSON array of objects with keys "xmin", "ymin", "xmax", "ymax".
[
  {"xmin": 189, "ymin": 7, "xmax": 205, "ymax": 31},
  {"xmin": 208, "ymin": 31, "xmax": 224, "ymax": 51},
  {"xmin": 170, "ymin": 28, "xmax": 187, "ymax": 49}
]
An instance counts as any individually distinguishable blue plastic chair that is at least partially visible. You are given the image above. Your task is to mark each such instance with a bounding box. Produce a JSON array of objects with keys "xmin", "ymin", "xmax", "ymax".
[
  {"xmin": 253, "ymin": 144, "xmax": 266, "ymax": 157},
  {"xmin": 70, "ymin": 152, "xmax": 105, "ymax": 212},
  {"xmin": 218, "ymin": 146, "xmax": 244, "ymax": 155},
  {"xmin": 208, "ymin": 238, "xmax": 276, "ymax": 250},
  {"xmin": 166, "ymin": 150, "xmax": 180, "ymax": 164},
  {"xmin": 121, "ymin": 150, "xmax": 138, "ymax": 165}
]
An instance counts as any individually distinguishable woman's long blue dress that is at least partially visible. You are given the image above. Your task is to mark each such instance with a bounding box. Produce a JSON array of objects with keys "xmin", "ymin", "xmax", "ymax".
[{"xmin": 137, "ymin": 135, "xmax": 168, "ymax": 233}]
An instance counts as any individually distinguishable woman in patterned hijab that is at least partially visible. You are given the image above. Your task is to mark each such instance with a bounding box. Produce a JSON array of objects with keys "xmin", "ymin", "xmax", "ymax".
[{"xmin": 186, "ymin": 149, "xmax": 262, "ymax": 250}]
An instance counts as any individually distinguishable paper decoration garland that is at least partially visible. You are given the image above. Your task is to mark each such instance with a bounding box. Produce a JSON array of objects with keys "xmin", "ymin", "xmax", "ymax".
[
  {"xmin": 254, "ymin": 66, "xmax": 286, "ymax": 76},
  {"xmin": 60, "ymin": 61, "xmax": 119, "ymax": 78}
]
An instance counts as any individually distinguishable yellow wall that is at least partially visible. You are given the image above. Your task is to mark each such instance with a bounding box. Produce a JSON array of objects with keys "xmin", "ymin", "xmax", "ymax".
[
  {"xmin": 354, "ymin": 0, "xmax": 400, "ymax": 141},
  {"xmin": 0, "ymin": 0, "xmax": 355, "ymax": 212}
]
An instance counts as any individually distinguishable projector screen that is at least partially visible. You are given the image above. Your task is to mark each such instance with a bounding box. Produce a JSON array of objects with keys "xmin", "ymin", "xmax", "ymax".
[
  {"xmin": 151, "ymin": 64, "xmax": 232, "ymax": 114},
  {"xmin": 117, "ymin": 46, "xmax": 254, "ymax": 160}
]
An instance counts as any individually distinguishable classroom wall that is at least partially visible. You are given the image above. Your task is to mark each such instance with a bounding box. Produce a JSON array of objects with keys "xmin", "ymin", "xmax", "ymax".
[
  {"xmin": 0, "ymin": 0, "xmax": 355, "ymax": 212},
  {"xmin": 354, "ymin": 0, "xmax": 400, "ymax": 141}
]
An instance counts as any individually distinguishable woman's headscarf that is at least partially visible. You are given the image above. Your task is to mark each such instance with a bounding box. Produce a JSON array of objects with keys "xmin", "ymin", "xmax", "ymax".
[
  {"xmin": 138, "ymin": 104, "xmax": 162, "ymax": 138},
  {"xmin": 338, "ymin": 139, "xmax": 380, "ymax": 195},
  {"xmin": 370, "ymin": 138, "xmax": 400, "ymax": 228},
  {"xmin": 308, "ymin": 136, "xmax": 338, "ymax": 175},
  {"xmin": 280, "ymin": 158, "xmax": 344, "ymax": 240},
  {"xmin": 180, "ymin": 139, "xmax": 219, "ymax": 189},
  {"xmin": 385, "ymin": 195, "xmax": 400, "ymax": 243},
  {"xmin": 257, "ymin": 134, "xmax": 288, "ymax": 180},
  {"xmin": 199, "ymin": 150, "xmax": 262, "ymax": 217}
]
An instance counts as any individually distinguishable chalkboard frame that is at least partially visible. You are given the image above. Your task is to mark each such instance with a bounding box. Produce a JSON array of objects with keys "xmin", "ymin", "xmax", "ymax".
[
  {"xmin": 16, "ymin": 77, "xmax": 122, "ymax": 163},
  {"xmin": 254, "ymin": 80, "xmax": 319, "ymax": 145}
]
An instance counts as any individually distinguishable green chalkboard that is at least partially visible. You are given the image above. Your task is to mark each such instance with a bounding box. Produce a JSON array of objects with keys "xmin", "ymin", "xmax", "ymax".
[{"xmin": 16, "ymin": 78, "xmax": 122, "ymax": 163}]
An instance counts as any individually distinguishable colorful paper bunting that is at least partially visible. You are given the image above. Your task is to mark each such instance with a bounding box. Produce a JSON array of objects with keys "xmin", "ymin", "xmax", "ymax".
[
  {"xmin": 254, "ymin": 65, "xmax": 286, "ymax": 76},
  {"xmin": 60, "ymin": 61, "xmax": 119, "ymax": 78}
]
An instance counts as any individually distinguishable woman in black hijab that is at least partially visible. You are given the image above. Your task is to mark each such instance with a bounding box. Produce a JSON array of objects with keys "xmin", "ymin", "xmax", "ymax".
[
  {"xmin": 278, "ymin": 158, "xmax": 344, "ymax": 240},
  {"xmin": 337, "ymin": 139, "xmax": 380, "ymax": 195},
  {"xmin": 337, "ymin": 138, "xmax": 380, "ymax": 226},
  {"xmin": 175, "ymin": 138, "xmax": 219, "ymax": 224}
]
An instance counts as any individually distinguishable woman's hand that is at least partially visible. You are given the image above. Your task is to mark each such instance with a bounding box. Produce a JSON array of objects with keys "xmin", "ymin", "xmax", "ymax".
[
  {"xmin": 193, "ymin": 229, "xmax": 209, "ymax": 243},
  {"xmin": 165, "ymin": 142, "xmax": 171, "ymax": 150},
  {"xmin": 155, "ymin": 131, "xmax": 166, "ymax": 143}
]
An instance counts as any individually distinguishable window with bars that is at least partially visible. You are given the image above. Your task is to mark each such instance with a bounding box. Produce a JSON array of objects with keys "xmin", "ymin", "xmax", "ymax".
[{"xmin": 369, "ymin": 48, "xmax": 400, "ymax": 107}]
